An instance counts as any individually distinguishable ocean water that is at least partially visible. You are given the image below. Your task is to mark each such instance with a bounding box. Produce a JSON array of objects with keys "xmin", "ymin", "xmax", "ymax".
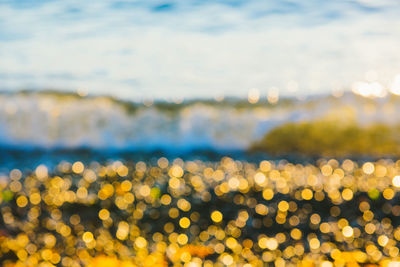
[
  {"xmin": 1, "ymin": 91, "xmax": 400, "ymax": 170},
  {"xmin": 1, "ymin": 0, "xmax": 400, "ymax": 99}
]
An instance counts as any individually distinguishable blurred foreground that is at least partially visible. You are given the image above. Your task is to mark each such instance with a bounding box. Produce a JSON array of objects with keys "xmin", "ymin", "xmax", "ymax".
[{"xmin": 1, "ymin": 158, "xmax": 400, "ymax": 266}]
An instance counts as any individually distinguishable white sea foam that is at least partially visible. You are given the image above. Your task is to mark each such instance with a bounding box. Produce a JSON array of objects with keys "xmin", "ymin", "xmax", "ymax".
[{"xmin": 0, "ymin": 92, "xmax": 399, "ymax": 151}]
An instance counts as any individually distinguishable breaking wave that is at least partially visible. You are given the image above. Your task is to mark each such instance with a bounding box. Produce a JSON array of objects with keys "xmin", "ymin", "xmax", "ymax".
[{"xmin": 0, "ymin": 91, "xmax": 399, "ymax": 152}]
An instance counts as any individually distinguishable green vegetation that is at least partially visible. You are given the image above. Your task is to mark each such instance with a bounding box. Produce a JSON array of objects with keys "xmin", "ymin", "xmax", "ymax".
[{"xmin": 251, "ymin": 120, "xmax": 400, "ymax": 157}]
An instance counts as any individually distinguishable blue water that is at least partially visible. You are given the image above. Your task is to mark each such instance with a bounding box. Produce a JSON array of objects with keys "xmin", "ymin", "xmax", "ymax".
[
  {"xmin": 0, "ymin": 91, "xmax": 399, "ymax": 170},
  {"xmin": 1, "ymin": 0, "xmax": 400, "ymax": 99}
]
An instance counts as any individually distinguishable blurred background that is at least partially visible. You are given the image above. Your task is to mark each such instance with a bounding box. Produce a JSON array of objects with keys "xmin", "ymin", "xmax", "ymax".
[
  {"xmin": 2, "ymin": 2, "xmax": 400, "ymax": 266},
  {"xmin": 1, "ymin": 0, "xmax": 400, "ymax": 99},
  {"xmin": 2, "ymin": 0, "xmax": 400, "ymax": 161},
  {"xmin": 1, "ymin": 0, "xmax": 400, "ymax": 167}
]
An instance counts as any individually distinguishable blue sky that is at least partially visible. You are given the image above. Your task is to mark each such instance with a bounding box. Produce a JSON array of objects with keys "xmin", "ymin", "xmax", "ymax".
[{"xmin": 1, "ymin": 0, "xmax": 400, "ymax": 100}]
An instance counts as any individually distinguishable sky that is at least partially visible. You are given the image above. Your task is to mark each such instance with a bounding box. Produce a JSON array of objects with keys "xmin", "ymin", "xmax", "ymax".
[{"xmin": 1, "ymin": 0, "xmax": 400, "ymax": 101}]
